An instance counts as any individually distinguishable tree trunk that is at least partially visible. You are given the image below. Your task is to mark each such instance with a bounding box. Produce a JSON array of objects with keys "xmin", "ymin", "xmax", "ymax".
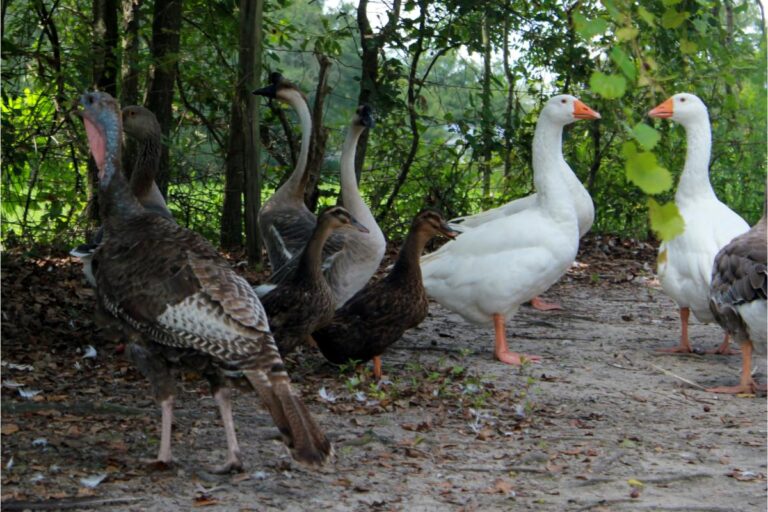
[
  {"xmin": 120, "ymin": 0, "xmax": 142, "ymax": 181},
  {"xmin": 87, "ymin": 0, "xmax": 119, "ymax": 223},
  {"xmin": 354, "ymin": 0, "xmax": 401, "ymax": 182},
  {"xmin": 479, "ymin": 9, "xmax": 493, "ymax": 200},
  {"xmin": 221, "ymin": 92, "xmax": 244, "ymax": 249},
  {"xmin": 304, "ymin": 53, "xmax": 332, "ymax": 212},
  {"xmin": 146, "ymin": 0, "xmax": 182, "ymax": 197},
  {"xmin": 243, "ymin": 0, "xmax": 263, "ymax": 264},
  {"xmin": 501, "ymin": 3, "xmax": 516, "ymax": 180}
]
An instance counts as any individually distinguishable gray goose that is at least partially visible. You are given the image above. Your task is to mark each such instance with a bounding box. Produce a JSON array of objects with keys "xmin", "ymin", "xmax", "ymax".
[
  {"xmin": 707, "ymin": 202, "xmax": 767, "ymax": 394},
  {"xmin": 261, "ymin": 206, "xmax": 368, "ymax": 355},
  {"xmin": 253, "ymin": 73, "xmax": 320, "ymax": 274},
  {"xmin": 262, "ymin": 106, "xmax": 386, "ymax": 308},
  {"xmin": 77, "ymin": 91, "xmax": 331, "ymax": 471},
  {"xmin": 71, "ymin": 105, "xmax": 172, "ymax": 287},
  {"xmin": 313, "ymin": 210, "xmax": 458, "ymax": 379}
]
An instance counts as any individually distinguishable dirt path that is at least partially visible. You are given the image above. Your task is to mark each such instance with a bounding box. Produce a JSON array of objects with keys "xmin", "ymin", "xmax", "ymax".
[{"xmin": 2, "ymin": 241, "xmax": 766, "ymax": 511}]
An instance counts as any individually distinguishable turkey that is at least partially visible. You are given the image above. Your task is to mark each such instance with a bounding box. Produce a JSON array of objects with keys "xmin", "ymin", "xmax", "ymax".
[
  {"xmin": 71, "ymin": 105, "xmax": 172, "ymax": 287},
  {"xmin": 76, "ymin": 91, "xmax": 331, "ymax": 472},
  {"xmin": 261, "ymin": 206, "xmax": 369, "ymax": 355}
]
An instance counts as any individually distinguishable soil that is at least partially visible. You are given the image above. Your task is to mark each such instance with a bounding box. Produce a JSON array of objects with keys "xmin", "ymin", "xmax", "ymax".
[{"xmin": 1, "ymin": 235, "xmax": 766, "ymax": 511}]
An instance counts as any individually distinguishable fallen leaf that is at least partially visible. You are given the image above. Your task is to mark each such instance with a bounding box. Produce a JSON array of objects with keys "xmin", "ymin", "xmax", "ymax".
[{"xmin": 1, "ymin": 423, "xmax": 20, "ymax": 435}]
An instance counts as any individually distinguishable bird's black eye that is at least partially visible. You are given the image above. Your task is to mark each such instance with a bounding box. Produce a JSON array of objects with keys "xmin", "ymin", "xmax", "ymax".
[
  {"xmin": 680, "ymin": 97, "xmax": 686, "ymax": 102},
  {"xmin": 561, "ymin": 99, "xmax": 567, "ymax": 104}
]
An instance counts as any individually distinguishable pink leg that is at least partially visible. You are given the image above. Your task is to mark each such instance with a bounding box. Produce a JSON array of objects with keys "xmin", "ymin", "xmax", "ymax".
[
  {"xmin": 658, "ymin": 307, "xmax": 695, "ymax": 353},
  {"xmin": 707, "ymin": 342, "xmax": 759, "ymax": 394},
  {"xmin": 211, "ymin": 387, "xmax": 244, "ymax": 473},
  {"xmin": 145, "ymin": 396, "xmax": 174, "ymax": 470},
  {"xmin": 492, "ymin": 313, "xmax": 541, "ymax": 365},
  {"xmin": 530, "ymin": 296, "xmax": 563, "ymax": 311}
]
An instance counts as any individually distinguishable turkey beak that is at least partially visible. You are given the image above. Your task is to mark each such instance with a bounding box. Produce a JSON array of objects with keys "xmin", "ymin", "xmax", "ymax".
[
  {"xmin": 648, "ymin": 97, "xmax": 674, "ymax": 118},
  {"xmin": 439, "ymin": 222, "xmax": 460, "ymax": 239},
  {"xmin": 350, "ymin": 218, "xmax": 370, "ymax": 234},
  {"xmin": 573, "ymin": 100, "xmax": 601, "ymax": 120}
]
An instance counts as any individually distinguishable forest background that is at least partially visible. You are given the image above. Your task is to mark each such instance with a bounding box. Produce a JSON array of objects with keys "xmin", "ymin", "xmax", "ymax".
[{"xmin": 2, "ymin": 0, "xmax": 766, "ymax": 265}]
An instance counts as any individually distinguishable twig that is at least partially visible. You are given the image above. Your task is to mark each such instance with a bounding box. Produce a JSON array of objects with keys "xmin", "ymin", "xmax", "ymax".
[
  {"xmin": 647, "ymin": 363, "xmax": 707, "ymax": 391},
  {"xmin": 1, "ymin": 497, "xmax": 143, "ymax": 511}
]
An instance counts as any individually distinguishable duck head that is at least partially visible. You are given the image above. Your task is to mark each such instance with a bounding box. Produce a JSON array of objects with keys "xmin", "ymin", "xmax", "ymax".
[
  {"xmin": 414, "ymin": 209, "xmax": 459, "ymax": 240},
  {"xmin": 319, "ymin": 206, "xmax": 370, "ymax": 234}
]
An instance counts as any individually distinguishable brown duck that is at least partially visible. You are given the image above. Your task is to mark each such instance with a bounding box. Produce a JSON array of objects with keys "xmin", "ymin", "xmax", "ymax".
[
  {"xmin": 313, "ymin": 210, "xmax": 458, "ymax": 379},
  {"xmin": 261, "ymin": 206, "xmax": 369, "ymax": 355},
  {"xmin": 77, "ymin": 91, "xmax": 331, "ymax": 472}
]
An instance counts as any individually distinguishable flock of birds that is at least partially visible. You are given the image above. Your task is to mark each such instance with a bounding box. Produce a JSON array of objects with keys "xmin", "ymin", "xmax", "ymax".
[{"xmin": 70, "ymin": 73, "xmax": 766, "ymax": 473}]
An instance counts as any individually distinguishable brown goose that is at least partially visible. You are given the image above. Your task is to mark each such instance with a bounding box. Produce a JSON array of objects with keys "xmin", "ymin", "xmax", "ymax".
[
  {"xmin": 253, "ymin": 73, "xmax": 319, "ymax": 273},
  {"xmin": 261, "ymin": 206, "xmax": 369, "ymax": 355},
  {"xmin": 77, "ymin": 91, "xmax": 331, "ymax": 471},
  {"xmin": 260, "ymin": 106, "xmax": 386, "ymax": 308},
  {"xmin": 71, "ymin": 105, "xmax": 172, "ymax": 286},
  {"xmin": 313, "ymin": 210, "xmax": 458, "ymax": 379},
  {"xmin": 707, "ymin": 203, "xmax": 767, "ymax": 394}
]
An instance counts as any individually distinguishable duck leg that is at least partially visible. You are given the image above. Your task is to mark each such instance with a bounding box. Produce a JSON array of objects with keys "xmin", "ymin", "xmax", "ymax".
[
  {"xmin": 658, "ymin": 307, "xmax": 695, "ymax": 353},
  {"xmin": 492, "ymin": 313, "xmax": 541, "ymax": 365},
  {"xmin": 530, "ymin": 297, "xmax": 563, "ymax": 311},
  {"xmin": 707, "ymin": 342, "xmax": 758, "ymax": 394},
  {"xmin": 707, "ymin": 333, "xmax": 738, "ymax": 355}
]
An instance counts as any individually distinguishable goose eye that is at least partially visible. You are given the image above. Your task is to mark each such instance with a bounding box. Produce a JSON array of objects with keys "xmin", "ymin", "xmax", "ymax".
[
  {"xmin": 680, "ymin": 97, "xmax": 686, "ymax": 102},
  {"xmin": 561, "ymin": 99, "xmax": 567, "ymax": 104}
]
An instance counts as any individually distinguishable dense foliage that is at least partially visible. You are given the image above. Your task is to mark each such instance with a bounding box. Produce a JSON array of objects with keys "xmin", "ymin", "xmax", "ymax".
[{"xmin": 2, "ymin": 0, "xmax": 765, "ymax": 251}]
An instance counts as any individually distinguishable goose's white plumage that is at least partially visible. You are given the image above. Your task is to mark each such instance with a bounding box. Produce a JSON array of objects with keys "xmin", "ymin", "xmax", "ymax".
[
  {"xmin": 649, "ymin": 93, "xmax": 749, "ymax": 353},
  {"xmin": 421, "ymin": 95, "xmax": 600, "ymax": 364}
]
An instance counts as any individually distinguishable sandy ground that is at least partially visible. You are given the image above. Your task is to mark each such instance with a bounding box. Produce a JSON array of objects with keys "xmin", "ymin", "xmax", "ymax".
[{"xmin": 1, "ymin": 240, "xmax": 766, "ymax": 511}]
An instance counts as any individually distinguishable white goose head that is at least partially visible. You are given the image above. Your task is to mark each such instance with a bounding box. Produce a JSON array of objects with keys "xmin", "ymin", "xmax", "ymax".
[
  {"xmin": 649, "ymin": 93, "xmax": 708, "ymax": 127},
  {"xmin": 540, "ymin": 95, "xmax": 601, "ymax": 126}
]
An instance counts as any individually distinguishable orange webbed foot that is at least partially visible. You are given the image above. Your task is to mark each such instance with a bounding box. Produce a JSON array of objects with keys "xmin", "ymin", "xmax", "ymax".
[
  {"xmin": 530, "ymin": 297, "xmax": 563, "ymax": 311},
  {"xmin": 495, "ymin": 350, "xmax": 542, "ymax": 366},
  {"xmin": 706, "ymin": 381, "xmax": 757, "ymax": 395}
]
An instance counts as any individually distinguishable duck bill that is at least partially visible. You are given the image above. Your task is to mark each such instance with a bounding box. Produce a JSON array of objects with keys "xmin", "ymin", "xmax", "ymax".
[
  {"xmin": 648, "ymin": 97, "xmax": 673, "ymax": 118},
  {"xmin": 439, "ymin": 222, "xmax": 460, "ymax": 239},
  {"xmin": 351, "ymin": 218, "xmax": 370, "ymax": 234},
  {"xmin": 573, "ymin": 100, "xmax": 601, "ymax": 120}
]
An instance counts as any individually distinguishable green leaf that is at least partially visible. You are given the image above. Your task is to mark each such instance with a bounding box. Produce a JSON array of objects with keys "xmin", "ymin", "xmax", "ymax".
[
  {"xmin": 589, "ymin": 71, "xmax": 627, "ymax": 99},
  {"xmin": 648, "ymin": 199, "xmax": 685, "ymax": 241},
  {"xmin": 632, "ymin": 123, "xmax": 661, "ymax": 150},
  {"xmin": 637, "ymin": 6, "xmax": 655, "ymax": 26},
  {"xmin": 624, "ymin": 144, "xmax": 673, "ymax": 194},
  {"xmin": 661, "ymin": 9, "xmax": 689, "ymax": 29},
  {"xmin": 616, "ymin": 27, "xmax": 639, "ymax": 41},
  {"xmin": 662, "ymin": 0, "xmax": 682, "ymax": 5},
  {"xmin": 679, "ymin": 39, "xmax": 698, "ymax": 54},
  {"xmin": 573, "ymin": 12, "xmax": 609, "ymax": 39},
  {"xmin": 610, "ymin": 47, "xmax": 636, "ymax": 81}
]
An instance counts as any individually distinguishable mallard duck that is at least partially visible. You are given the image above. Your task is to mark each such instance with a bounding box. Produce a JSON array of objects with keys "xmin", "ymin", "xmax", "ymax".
[
  {"xmin": 649, "ymin": 93, "xmax": 750, "ymax": 354},
  {"xmin": 253, "ymin": 73, "xmax": 316, "ymax": 273},
  {"xmin": 261, "ymin": 206, "xmax": 369, "ymax": 355},
  {"xmin": 77, "ymin": 91, "xmax": 330, "ymax": 471},
  {"xmin": 707, "ymin": 201, "xmax": 766, "ymax": 394},
  {"xmin": 420, "ymin": 95, "xmax": 601, "ymax": 365},
  {"xmin": 313, "ymin": 210, "xmax": 458, "ymax": 379},
  {"xmin": 259, "ymin": 106, "xmax": 386, "ymax": 307}
]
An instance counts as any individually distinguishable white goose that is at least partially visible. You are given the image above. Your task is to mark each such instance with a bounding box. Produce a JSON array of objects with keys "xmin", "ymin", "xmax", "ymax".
[
  {"xmin": 421, "ymin": 117, "xmax": 594, "ymax": 311},
  {"xmin": 649, "ymin": 93, "xmax": 749, "ymax": 354},
  {"xmin": 421, "ymin": 95, "xmax": 601, "ymax": 365}
]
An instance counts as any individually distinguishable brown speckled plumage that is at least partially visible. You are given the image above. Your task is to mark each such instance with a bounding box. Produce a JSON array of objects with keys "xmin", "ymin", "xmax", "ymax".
[
  {"xmin": 313, "ymin": 210, "xmax": 457, "ymax": 366},
  {"xmin": 78, "ymin": 91, "xmax": 331, "ymax": 470}
]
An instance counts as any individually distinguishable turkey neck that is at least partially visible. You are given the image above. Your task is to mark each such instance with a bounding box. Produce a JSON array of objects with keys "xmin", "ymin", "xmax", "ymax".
[
  {"xmin": 296, "ymin": 222, "xmax": 336, "ymax": 283},
  {"xmin": 339, "ymin": 123, "xmax": 374, "ymax": 226},
  {"xmin": 676, "ymin": 114, "xmax": 716, "ymax": 205},
  {"xmin": 277, "ymin": 90, "xmax": 312, "ymax": 203},
  {"xmin": 531, "ymin": 116, "xmax": 576, "ymax": 221},
  {"xmin": 389, "ymin": 226, "xmax": 432, "ymax": 282},
  {"xmin": 101, "ymin": 158, "xmax": 146, "ymax": 225}
]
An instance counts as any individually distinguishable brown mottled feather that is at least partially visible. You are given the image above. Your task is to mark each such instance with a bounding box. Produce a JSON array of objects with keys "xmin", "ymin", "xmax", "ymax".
[{"xmin": 709, "ymin": 213, "xmax": 767, "ymax": 346}]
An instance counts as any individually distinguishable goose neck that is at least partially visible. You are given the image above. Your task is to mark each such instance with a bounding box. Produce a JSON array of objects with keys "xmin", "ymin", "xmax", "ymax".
[
  {"xmin": 282, "ymin": 93, "xmax": 312, "ymax": 200},
  {"xmin": 531, "ymin": 118, "xmax": 569, "ymax": 199},
  {"xmin": 129, "ymin": 134, "xmax": 161, "ymax": 199},
  {"xmin": 339, "ymin": 124, "xmax": 368, "ymax": 216},
  {"xmin": 676, "ymin": 116, "xmax": 716, "ymax": 203}
]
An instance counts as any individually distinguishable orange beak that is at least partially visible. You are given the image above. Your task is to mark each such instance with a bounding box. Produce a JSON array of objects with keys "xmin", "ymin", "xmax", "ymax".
[
  {"xmin": 573, "ymin": 100, "xmax": 601, "ymax": 120},
  {"xmin": 649, "ymin": 97, "xmax": 673, "ymax": 118}
]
